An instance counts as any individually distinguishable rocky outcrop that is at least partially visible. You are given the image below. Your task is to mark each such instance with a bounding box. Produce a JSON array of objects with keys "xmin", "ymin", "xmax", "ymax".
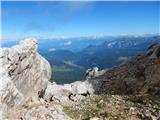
[
  {"xmin": 0, "ymin": 38, "xmax": 51, "ymax": 109},
  {"xmin": 0, "ymin": 68, "xmax": 24, "ymax": 119},
  {"xmin": 85, "ymin": 67, "xmax": 106, "ymax": 80},
  {"xmin": 91, "ymin": 41, "xmax": 160, "ymax": 95},
  {"xmin": 0, "ymin": 37, "xmax": 95, "ymax": 119},
  {"xmin": 44, "ymin": 81, "xmax": 94, "ymax": 104},
  {"xmin": 0, "ymin": 68, "xmax": 24, "ymax": 106}
]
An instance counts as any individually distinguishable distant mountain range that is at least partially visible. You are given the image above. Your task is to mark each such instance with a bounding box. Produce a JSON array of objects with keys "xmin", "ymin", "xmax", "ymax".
[
  {"xmin": 84, "ymin": 36, "xmax": 160, "ymax": 51},
  {"xmin": 2, "ymin": 35, "xmax": 160, "ymax": 84}
]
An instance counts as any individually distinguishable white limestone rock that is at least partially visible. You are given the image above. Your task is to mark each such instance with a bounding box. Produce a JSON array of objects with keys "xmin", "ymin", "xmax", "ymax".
[
  {"xmin": 0, "ymin": 38, "xmax": 51, "ymax": 107},
  {"xmin": 44, "ymin": 82, "xmax": 72, "ymax": 103},
  {"xmin": 0, "ymin": 68, "xmax": 24, "ymax": 119},
  {"xmin": 0, "ymin": 68, "xmax": 24, "ymax": 107},
  {"xmin": 44, "ymin": 81, "xmax": 94, "ymax": 103},
  {"xmin": 71, "ymin": 81, "xmax": 94, "ymax": 95}
]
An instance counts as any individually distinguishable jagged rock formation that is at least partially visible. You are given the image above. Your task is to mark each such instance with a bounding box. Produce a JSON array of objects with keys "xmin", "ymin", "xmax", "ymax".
[
  {"xmin": 0, "ymin": 38, "xmax": 51, "ymax": 109},
  {"xmin": 91, "ymin": 41, "xmax": 160, "ymax": 95}
]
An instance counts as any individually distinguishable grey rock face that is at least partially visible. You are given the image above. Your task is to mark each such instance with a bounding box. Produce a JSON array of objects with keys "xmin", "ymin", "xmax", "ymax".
[
  {"xmin": 44, "ymin": 81, "xmax": 94, "ymax": 104},
  {"xmin": 0, "ymin": 38, "xmax": 51, "ymax": 108},
  {"xmin": 0, "ymin": 68, "xmax": 24, "ymax": 107},
  {"xmin": 0, "ymin": 68, "xmax": 24, "ymax": 119}
]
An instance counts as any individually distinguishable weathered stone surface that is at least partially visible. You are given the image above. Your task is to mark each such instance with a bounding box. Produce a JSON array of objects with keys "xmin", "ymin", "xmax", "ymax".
[
  {"xmin": 0, "ymin": 103, "xmax": 7, "ymax": 120},
  {"xmin": 0, "ymin": 38, "xmax": 51, "ymax": 108},
  {"xmin": 44, "ymin": 81, "xmax": 94, "ymax": 103},
  {"xmin": 0, "ymin": 68, "xmax": 24, "ymax": 107},
  {"xmin": 44, "ymin": 82, "xmax": 72, "ymax": 103},
  {"xmin": 0, "ymin": 68, "xmax": 24, "ymax": 119},
  {"xmin": 71, "ymin": 81, "xmax": 94, "ymax": 95}
]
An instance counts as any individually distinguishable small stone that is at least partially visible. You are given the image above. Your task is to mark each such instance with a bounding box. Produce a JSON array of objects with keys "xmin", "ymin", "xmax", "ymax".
[
  {"xmin": 90, "ymin": 117, "xmax": 99, "ymax": 120},
  {"xmin": 129, "ymin": 107, "xmax": 135, "ymax": 114},
  {"xmin": 39, "ymin": 98, "xmax": 45, "ymax": 104}
]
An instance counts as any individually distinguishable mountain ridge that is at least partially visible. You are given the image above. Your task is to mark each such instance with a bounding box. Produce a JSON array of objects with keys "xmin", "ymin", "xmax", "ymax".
[
  {"xmin": 1, "ymin": 38, "xmax": 160, "ymax": 120},
  {"xmin": 89, "ymin": 40, "xmax": 160, "ymax": 95}
]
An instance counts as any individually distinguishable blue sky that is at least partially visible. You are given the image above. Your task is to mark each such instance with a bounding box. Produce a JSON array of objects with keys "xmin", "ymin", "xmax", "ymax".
[{"xmin": 1, "ymin": 1, "xmax": 160, "ymax": 40}]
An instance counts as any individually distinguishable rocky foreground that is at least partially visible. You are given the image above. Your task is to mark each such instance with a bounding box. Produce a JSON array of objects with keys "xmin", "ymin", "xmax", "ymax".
[{"xmin": 0, "ymin": 38, "xmax": 160, "ymax": 120}]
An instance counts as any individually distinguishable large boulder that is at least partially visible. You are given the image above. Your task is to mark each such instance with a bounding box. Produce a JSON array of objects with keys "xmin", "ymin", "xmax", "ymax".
[
  {"xmin": 0, "ymin": 38, "xmax": 51, "ymax": 108},
  {"xmin": 44, "ymin": 81, "xmax": 94, "ymax": 104}
]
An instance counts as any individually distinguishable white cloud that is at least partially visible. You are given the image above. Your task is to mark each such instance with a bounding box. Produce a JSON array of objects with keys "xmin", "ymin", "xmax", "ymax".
[
  {"xmin": 48, "ymin": 48, "xmax": 56, "ymax": 52},
  {"xmin": 64, "ymin": 41, "xmax": 72, "ymax": 46}
]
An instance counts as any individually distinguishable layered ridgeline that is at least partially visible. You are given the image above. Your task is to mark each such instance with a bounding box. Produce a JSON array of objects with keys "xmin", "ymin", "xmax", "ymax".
[
  {"xmin": 2, "ymin": 35, "xmax": 160, "ymax": 84},
  {"xmin": 39, "ymin": 35, "xmax": 160, "ymax": 83},
  {"xmin": 0, "ymin": 38, "xmax": 160, "ymax": 120}
]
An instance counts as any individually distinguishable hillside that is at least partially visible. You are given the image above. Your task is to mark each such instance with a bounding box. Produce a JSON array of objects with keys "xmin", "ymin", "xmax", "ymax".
[
  {"xmin": 60, "ymin": 40, "xmax": 160, "ymax": 120},
  {"xmin": 1, "ymin": 38, "xmax": 160, "ymax": 120},
  {"xmin": 90, "ymin": 40, "xmax": 160, "ymax": 95},
  {"xmin": 41, "ymin": 35, "xmax": 160, "ymax": 83},
  {"xmin": 2, "ymin": 35, "xmax": 159, "ymax": 84}
]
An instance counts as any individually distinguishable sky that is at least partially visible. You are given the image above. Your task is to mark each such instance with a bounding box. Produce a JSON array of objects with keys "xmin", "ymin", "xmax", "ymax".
[{"xmin": 1, "ymin": 1, "xmax": 160, "ymax": 40}]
